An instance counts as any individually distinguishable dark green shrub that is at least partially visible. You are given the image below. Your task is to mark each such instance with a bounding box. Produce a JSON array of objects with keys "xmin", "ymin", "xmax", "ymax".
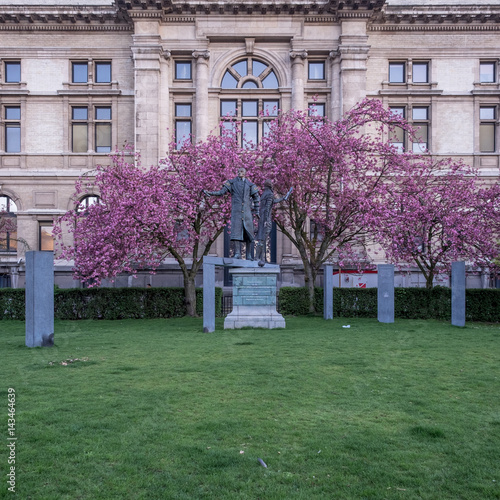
[
  {"xmin": 0, "ymin": 287, "xmax": 222, "ymax": 320},
  {"xmin": 0, "ymin": 289, "xmax": 24, "ymax": 320},
  {"xmin": 278, "ymin": 287, "xmax": 499, "ymax": 322},
  {"xmin": 465, "ymin": 289, "xmax": 500, "ymax": 322}
]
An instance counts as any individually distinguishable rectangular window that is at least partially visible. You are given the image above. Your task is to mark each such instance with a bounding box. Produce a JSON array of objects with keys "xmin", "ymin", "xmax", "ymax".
[
  {"xmin": 95, "ymin": 62, "xmax": 111, "ymax": 83},
  {"xmin": 480, "ymin": 106, "xmax": 496, "ymax": 152},
  {"xmin": 4, "ymin": 106, "xmax": 21, "ymax": 153},
  {"xmin": 72, "ymin": 62, "xmax": 88, "ymax": 83},
  {"xmin": 242, "ymin": 100, "xmax": 258, "ymax": 117},
  {"xmin": 480, "ymin": 62, "xmax": 496, "ymax": 83},
  {"xmin": 412, "ymin": 62, "xmax": 429, "ymax": 83},
  {"xmin": 175, "ymin": 103, "xmax": 192, "ymax": 150},
  {"xmin": 95, "ymin": 106, "xmax": 112, "ymax": 153},
  {"xmin": 389, "ymin": 62, "xmax": 405, "ymax": 83},
  {"xmin": 5, "ymin": 62, "xmax": 21, "ymax": 83},
  {"xmin": 39, "ymin": 223, "xmax": 54, "ymax": 251},
  {"xmin": 242, "ymin": 120, "xmax": 258, "ymax": 148},
  {"xmin": 309, "ymin": 103, "xmax": 326, "ymax": 117},
  {"xmin": 72, "ymin": 106, "xmax": 88, "ymax": 152},
  {"xmin": 221, "ymin": 100, "xmax": 237, "ymax": 117},
  {"xmin": 175, "ymin": 61, "xmax": 192, "ymax": 80},
  {"xmin": 389, "ymin": 106, "xmax": 405, "ymax": 152},
  {"xmin": 263, "ymin": 100, "xmax": 279, "ymax": 116},
  {"xmin": 308, "ymin": 62, "xmax": 325, "ymax": 80},
  {"xmin": 412, "ymin": 107, "xmax": 429, "ymax": 152}
]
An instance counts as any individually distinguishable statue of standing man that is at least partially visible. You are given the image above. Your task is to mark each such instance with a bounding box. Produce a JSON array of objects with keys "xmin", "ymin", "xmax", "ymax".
[
  {"xmin": 255, "ymin": 180, "xmax": 293, "ymax": 265},
  {"xmin": 203, "ymin": 167, "xmax": 260, "ymax": 260}
]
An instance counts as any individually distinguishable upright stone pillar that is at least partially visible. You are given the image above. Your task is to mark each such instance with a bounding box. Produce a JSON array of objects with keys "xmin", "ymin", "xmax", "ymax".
[
  {"xmin": 25, "ymin": 251, "xmax": 54, "ymax": 347},
  {"xmin": 193, "ymin": 50, "xmax": 210, "ymax": 142},
  {"xmin": 329, "ymin": 51, "xmax": 342, "ymax": 121},
  {"xmin": 323, "ymin": 264, "xmax": 334, "ymax": 320},
  {"xmin": 131, "ymin": 25, "xmax": 163, "ymax": 167},
  {"xmin": 290, "ymin": 50, "xmax": 307, "ymax": 111},
  {"xmin": 377, "ymin": 264, "xmax": 394, "ymax": 324},
  {"xmin": 338, "ymin": 19, "xmax": 370, "ymax": 114},
  {"xmin": 451, "ymin": 261, "xmax": 466, "ymax": 327},
  {"xmin": 203, "ymin": 262, "xmax": 215, "ymax": 333}
]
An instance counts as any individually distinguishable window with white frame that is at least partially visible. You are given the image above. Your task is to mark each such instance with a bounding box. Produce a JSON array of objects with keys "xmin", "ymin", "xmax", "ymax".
[
  {"xmin": 389, "ymin": 61, "xmax": 430, "ymax": 84},
  {"xmin": 412, "ymin": 106, "xmax": 430, "ymax": 153},
  {"xmin": 389, "ymin": 62, "xmax": 406, "ymax": 83},
  {"xmin": 71, "ymin": 105, "xmax": 112, "ymax": 153},
  {"xmin": 389, "ymin": 105, "xmax": 431, "ymax": 153},
  {"xmin": 4, "ymin": 61, "xmax": 21, "ymax": 83},
  {"xmin": 175, "ymin": 103, "xmax": 192, "ymax": 150},
  {"xmin": 71, "ymin": 106, "xmax": 88, "ymax": 152},
  {"xmin": 308, "ymin": 61, "xmax": 325, "ymax": 81},
  {"xmin": 480, "ymin": 62, "xmax": 496, "ymax": 83},
  {"xmin": 389, "ymin": 106, "xmax": 406, "ymax": 152},
  {"xmin": 412, "ymin": 62, "xmax": 429, "ymax": 84},
  {"xmin": 4, "ymin": 105, "xmax": 21, "ymax": 153},
  {"xmin": 480, "ymin": 106, "xmax": 496, "ymax": 152},
  {"xmin": 71, "ymin": 60, "xmax": 111, "ymax": 84},
  {"xmin": 95, "ymin": 106, "xmax": 112, "ymax": 152}
]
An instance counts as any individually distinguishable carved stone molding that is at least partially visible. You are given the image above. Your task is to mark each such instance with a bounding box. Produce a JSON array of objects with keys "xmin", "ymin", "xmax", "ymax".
[
  {"xmin": 290, "ymin": 50, "xmax": 308, "ymax": 61},
  {"xmin": 192, "ymin": 50, "xmax": 210, "ymax": 60}
]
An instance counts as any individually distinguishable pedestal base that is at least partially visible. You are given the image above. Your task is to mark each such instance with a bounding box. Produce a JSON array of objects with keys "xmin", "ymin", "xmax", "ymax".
[{"xmin": 224, "ymin": 267, "xmax": 285, "ymax": 329}]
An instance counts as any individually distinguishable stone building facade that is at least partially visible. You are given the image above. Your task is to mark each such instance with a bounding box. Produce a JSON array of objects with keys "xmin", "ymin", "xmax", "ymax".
[{"xmin": 0, "ymin": 0, "xmax": 499, "ymax": 288}]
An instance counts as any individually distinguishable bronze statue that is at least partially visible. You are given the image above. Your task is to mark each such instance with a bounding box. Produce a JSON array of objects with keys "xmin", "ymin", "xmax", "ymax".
[
  {"xmin": 255, "ymin": 180, "xmax": 293, "ymax": 265},
  {"xmin": 203, "ymin": 167, "xmax": 260, "ymax": 260}
]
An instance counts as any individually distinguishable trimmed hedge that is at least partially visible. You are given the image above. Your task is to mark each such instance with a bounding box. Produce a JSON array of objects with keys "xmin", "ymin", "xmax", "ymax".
[
  {"xmin": 278, "ymin": 287, "xmax": 500, "ymax": 322},
  {"xmin": 0, "ymin": 287, "xmax": 222, "ymax": 320}
]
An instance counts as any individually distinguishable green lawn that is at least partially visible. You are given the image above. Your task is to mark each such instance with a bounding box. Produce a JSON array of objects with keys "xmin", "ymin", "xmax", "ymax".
[{"xmin": 1, "ymin": 317, "xmax": 499, "ymax": 499}]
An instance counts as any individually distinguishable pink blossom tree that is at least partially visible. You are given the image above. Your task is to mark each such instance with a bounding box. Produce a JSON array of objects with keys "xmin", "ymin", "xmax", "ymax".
[
  {"xmin": 374, "ymin": 158, "xmax": 500, "ymax": 288},
  {"xmin": 253, "ymin": 98, "xmax": 413, "ymax": 313},
  {"xmin": 56, "ymin": 134, "xmax": 255, "ymax": 316}
]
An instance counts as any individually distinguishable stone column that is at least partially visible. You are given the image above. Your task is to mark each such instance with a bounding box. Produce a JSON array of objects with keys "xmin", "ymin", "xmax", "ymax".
[
  {"xmin": 25, "ymin": 251, "xmax": 54, "ymax": 347},
  {"xmin": 290, "ymin": 50, "xmax": 307, "ymax": 111},
  {"xmin": 131, "ymin": 25, "xmax": 163, "ymax": 167},
  {"xmin": 337, "ymin": 20, "xmax": 370, "ymax": 114},
  {"xmin": 329, "ymin": 50, "xmax": 342, "ymax": 121},
  {"xmin": 193, "ymin": 50, "xmax": 210, "ymax": 142}
]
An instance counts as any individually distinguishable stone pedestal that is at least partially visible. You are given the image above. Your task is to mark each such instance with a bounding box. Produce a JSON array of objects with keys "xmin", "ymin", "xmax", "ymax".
[
  {"xmin": 25, "ymin": 251, "xmax": 54, "ymax": 347},
  {"xmin": 225, "ymin": 267, "xmax": 285, "ymax": 329}
]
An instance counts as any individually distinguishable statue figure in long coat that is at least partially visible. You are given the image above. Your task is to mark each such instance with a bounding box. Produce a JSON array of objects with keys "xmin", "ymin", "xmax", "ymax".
[
  {"xmin": 255, "ymin": 180, "xmax": 293, "ymax": 265},
  {"xmin": 203, "ymin": 167, "xmax": 260, "ymax": 260}
]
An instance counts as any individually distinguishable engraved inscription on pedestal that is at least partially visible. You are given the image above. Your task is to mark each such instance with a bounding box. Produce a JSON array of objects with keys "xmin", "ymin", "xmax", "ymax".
[{"xmin": 225, "ymin": 267, "xmax": 285, "ymax": 329}]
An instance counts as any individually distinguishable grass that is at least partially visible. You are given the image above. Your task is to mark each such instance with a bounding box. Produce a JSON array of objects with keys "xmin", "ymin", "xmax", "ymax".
[{"xmin": 1, "ymin": 317, "xmax": 499, "ymax": 499}]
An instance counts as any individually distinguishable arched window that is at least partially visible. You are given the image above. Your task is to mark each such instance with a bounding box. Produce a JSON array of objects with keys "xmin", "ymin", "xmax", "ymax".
[
  {"xmin": 0, "ymin": 195, "xmax": 18, "ymax": 252},
  {"xmin": 220, "ymin": 57, "xmax": 280, "ymax": 148},
  {"xmin": 76, "ymin": 195, "xmax": 100, "ymax": 213}
]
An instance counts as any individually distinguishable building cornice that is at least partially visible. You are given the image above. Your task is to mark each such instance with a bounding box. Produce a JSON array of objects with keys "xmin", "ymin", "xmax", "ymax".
[
  {"xmin": 118, "ymin": 0, "xmax": 384, "ymax": 17},
  {"xmin": 0, "ymin": 5, "xmax": 131, "ymax": 31},
  {"xmin": 371, "ymin": 4, "xmax": 500, "ymax": 30}
]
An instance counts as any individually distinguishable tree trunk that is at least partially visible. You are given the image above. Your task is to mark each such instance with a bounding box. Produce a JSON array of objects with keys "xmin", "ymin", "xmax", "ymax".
[
  {"xmin": 184, "ymin": 274, "xmax": 197, "ymax": 317},
  {"xmin": 303, "ymin": 260, "xmax": 317, "ymax": 314}
]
